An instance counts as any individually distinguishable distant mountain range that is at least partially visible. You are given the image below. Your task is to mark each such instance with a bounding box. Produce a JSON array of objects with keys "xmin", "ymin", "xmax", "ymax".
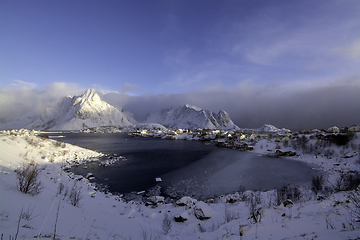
[
  {"xmin": 144, "ymin": 104, "xmax": 239, "ymax": 130},
  {"xmin": 0, "ymin": 89, "xmax": 277, "ymax": 131}
]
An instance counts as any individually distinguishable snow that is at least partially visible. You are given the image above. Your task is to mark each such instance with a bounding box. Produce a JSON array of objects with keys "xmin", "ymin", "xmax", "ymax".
[
  {"xmin": 185, "ymin": 104, "xmax": 202, "ymax": 112},
  {"xmin": 25, "ymin": 89, "xmax": 136, "ymax": 131},
  {"xmin": 254, "ymin": 124, "xmax": 291, "ymax": 134},
  {"xmin": 132, "ymin": 123, "xmax": 168, "ymax": 131},
  {"xmin": 1, "ymin": 129, "xmax": 360, "ymax": 239},
  {"xmin": 144, "ymin": 105, "xmax": 240, "ymax": 130}
]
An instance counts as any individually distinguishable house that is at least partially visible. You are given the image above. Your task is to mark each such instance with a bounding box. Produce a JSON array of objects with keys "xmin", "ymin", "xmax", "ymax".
[
  {"xmin": 327, "ymin": 126, "xmax": 340, "ymax": 133},
  {"xmin": 349, "ymin": 125, "xmax": 360, "ymax": 132},
  {"xmin": 175, "ymin": 129, "xmax": 184, "ymax": 134}
]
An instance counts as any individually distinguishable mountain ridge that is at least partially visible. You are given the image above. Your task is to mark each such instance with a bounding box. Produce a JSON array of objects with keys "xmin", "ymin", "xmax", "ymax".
[
  {"xmin": 26, "ymin": 89, "xmax": 136, "ymax": 130},
  {"xmin": 1, "ymin": 89, "xmax": 240, "ymax": 131},
  {"xmin": 144, "ymin": 104, "xmax": 240, "ymax": 130}
]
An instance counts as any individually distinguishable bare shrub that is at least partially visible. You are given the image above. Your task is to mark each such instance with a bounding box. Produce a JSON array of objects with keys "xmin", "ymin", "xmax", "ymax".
[
  {"xmin": 57, "ymin": 182, "xmax": 65, "ymax": 196},
  {"xmin": 53, "ymin": 140, "xmax": 66, "ymax": 148},
  {"xmin": 348, "ymin": 186, "xmax": 360, "ymax": 219},
  {"xmin": 238, "ymin": 185, "xmax": 246, "ymax": 200},
  {"xmin": 275, "ymin": 185, "xmax": 301, "ymax": 206},
  {"xmin": 68, "ymin": 183, "xmax": 82, "ymax": 207},
  {"xmin": 335, "ymin": 171, "xmax": 360, "ymax": 191},
  {"xmin": 161, "ymin": 212, "xmax": 172, "ymax": 235},
  {"xmin": 21, "ymin": 205, "xmax": 39, "ymax": 221},
  {"xmin": 224, "ymin": 205, "xmax": 240, "ymax": 223},
  {"xmin": 139, "ymin": 225, "xmax": 156, "ymax": 240},
  {"xmin": 246, "ymin": 191, "xmax": 262, "ymax": 223},
  {"xmin": 311, "ymin": 175, "xmax": 324, "ymax": 196},
  {"xmin": 16, "ymin": 161, "xmax": 43, "ymax": 195}
]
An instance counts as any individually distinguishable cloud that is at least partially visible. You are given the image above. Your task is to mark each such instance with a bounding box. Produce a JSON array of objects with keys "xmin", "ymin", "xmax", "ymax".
[
  {"xmin": 334, "ymin": 39, "xmax": 360, "ymax": 60},
  {"xmin": 1, "ymin": 78, "xmax": 359, "ymax": 130},
  {"xmin": 163, "ymin": 48, "xmax": 191, "ymax": 67},
  {"xmin": 9, "ymin": 80, "xmax": 37, "ymax": 89},
  {"xmin": 102, "ymin": 76, "xmax": 360, "ymax": 130},
  {"xmin": 119, "ymin": 83, "xmax": 143, "ymax": 95},
  {"xmin": 0, "ymin": 82, "xmax": 83, "ymax": 120},
  {"xmin": 227, "ymin": 1, "xmax": 360, "ymax": 71}
]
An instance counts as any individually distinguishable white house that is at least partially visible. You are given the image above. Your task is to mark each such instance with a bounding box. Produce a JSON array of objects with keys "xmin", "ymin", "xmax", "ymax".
[{"xmin": 328, "ymin": 126, "xmax": 340, "ymax": 133}]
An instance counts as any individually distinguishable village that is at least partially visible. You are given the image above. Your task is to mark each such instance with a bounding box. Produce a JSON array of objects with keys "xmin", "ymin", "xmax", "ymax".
[{"xmin": 127, "ymin": 124, "xmax": 360, "ymax": 157}]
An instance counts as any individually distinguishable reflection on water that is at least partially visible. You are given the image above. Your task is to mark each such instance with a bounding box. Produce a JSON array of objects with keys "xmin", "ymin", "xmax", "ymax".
[
  {"xmin": 160, "ymin": 149, "xmax": 321, "ymax": 199},
  {"xmin": 50, "ymin": 132, "xmax": 321, "ymax": 199}
]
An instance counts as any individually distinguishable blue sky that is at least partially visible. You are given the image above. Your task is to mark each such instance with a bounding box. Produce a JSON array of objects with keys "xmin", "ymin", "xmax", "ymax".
[{"xmin": 1, "ymin": 0, "xmax": 360, "ymax": 129}]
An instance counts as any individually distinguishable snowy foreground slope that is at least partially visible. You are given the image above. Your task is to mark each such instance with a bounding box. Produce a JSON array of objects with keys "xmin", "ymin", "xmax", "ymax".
[
  {"xmin": 26, "ymin": 89, "xmax": 136, "ymax": 131},
  {"xmin": 145, "ymin": 104, "xmax": 239, "ymax": 130},
  {"xmin": 1, "ymin": 130, "xmax": 360, "ymax": 239}
]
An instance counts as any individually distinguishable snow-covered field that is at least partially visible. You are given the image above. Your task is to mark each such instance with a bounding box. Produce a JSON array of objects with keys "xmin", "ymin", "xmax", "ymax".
[{"xmin": 1, "ymin": 129, "xmax": 360, "ymax": 239}]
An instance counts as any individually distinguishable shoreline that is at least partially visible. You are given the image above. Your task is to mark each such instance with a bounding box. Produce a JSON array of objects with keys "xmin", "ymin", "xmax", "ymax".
[{"xmin": 1, "ymin": 129, "xmax": 360, "ymax": 239}]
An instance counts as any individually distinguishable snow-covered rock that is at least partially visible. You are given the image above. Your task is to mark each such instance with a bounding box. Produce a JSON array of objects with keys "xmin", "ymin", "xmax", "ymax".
[
  {"xmin": 193, "ymin": 201, "xmax": 214, "ymax": 220},
  {"xmin": 144, "ymin": 104, "xmax": 239, "ymax": 130},
  {"xmin": 174, "ymin": 211, "xmax": 190, "ymax": 222},
  {"xmin": 176, "ymin": 196, "xmax": 196, "ymax": 207},
  {"xmin": 26, "ymin": 89, "xmax": 136, "ymax": 130},
  {"xmin": 147, "ymin": 196, "xmax": 165, "ymax": 206}
]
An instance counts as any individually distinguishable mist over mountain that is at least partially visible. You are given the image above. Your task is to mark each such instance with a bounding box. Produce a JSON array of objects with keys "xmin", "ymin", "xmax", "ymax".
[
  {"xmin": 0, "ymin": 89, "xmax": 242, "ymax": 131},
  {"xmin": 1, "ymin": 78, "xmax": 359, "ymax": 132},
  {"xmin": 26, "ymin": 89, "xmax": 136, "ymax": 130}
]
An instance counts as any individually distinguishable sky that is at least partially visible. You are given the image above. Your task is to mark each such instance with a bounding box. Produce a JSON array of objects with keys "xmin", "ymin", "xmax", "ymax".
[{"xmin": 1, "ymin": 0, "xmax": 360, "ymax": 130}]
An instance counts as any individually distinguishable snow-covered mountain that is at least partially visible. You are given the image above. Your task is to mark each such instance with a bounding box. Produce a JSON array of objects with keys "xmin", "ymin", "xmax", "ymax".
[
  {"xmin": 144, "ymin": 104, "xmax": 239, "ymax": 130},
  {"xmin": 255, "ymin": 124, "xmax": 291, "ymax": 133},
  {"xmin": 27, "ymin": 89, "xmax": 136, "ymax": 130}
]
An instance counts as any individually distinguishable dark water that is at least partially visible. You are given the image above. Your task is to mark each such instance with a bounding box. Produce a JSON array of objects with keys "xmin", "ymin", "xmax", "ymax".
[
  {"xmin": 48, "ymin": 133, "xmax": 321, "ymax": 199},
  {"xmin": 48, "ymin": 133, "xmax": 215, "ymax": 194}
]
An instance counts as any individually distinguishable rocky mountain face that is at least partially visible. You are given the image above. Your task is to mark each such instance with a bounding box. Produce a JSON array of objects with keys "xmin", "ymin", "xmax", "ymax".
[
  {"xmin": 144, "ymin": 104, "xmax": 239, "ymax": 130},
  {"xmin": 27, "ymin": 89, "xmax": 136, "ymax": 130}
]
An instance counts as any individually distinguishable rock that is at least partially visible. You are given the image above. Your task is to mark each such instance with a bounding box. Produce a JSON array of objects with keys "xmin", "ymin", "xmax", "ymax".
[
  {"xmin": 174, "ymin": 214, "xmax": 187, "ymax": 222},
  {"xmin": 317, "ymin": 195, "xmax": 325, "ymax": 201},
  {"xmin": 176, "ymin": 196, "xmax": 196, "ymax": 207},
  {"xmin": 174, "ymin": 210, "xmax": 190, "ymax": 222},
  {"xmin": 194, "ymin": 201, "xmax": 214, "ymax": 220},
  {"xmin": 146, "ymin": 196, "xmax": 164, "ymax": 206},
  {"xmin": 283, "ymin": 199, "xmax": 294, "ymax": 207},
  {"xmin": 226, "ymin": 193, "xmax": 240, "ymax": 203},
  {"xmin": 86, "ymin": 172, "xmax": 94, "ymax": 179}
]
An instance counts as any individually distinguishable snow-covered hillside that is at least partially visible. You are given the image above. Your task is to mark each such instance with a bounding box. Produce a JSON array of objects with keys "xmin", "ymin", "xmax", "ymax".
[
  {"xmin": 144, "ymin": 104, "xmax": 239, "ymax": 130},
  {"xmin": 26, "ymin": 89, "xmax": 136, "ymax": 130},
  {"xmin": 255, "ymin": 124, "xmax": 291, "ymax": 133}
]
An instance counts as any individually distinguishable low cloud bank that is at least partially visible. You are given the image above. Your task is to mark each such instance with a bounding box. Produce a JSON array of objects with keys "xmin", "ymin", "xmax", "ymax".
[
  {"xmin": 1, "ymin": 79, "xmax": 359, "ymax": 130},
  {"xmin": 103, "ymin": 77, "xmax": 360, "ymax": 130}
]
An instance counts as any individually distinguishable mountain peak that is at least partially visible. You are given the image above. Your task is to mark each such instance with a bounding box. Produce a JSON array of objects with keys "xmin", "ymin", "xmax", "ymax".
[
  {"xmin": 145, "ymin": 105, "xmax": 239, "ymax": 130},
  {"xmin": 184, "ymin": 104, "xmax": 202, "ymax": 112},
  {"xmin": 82, "ymin": 89, "xmax": 97, "ymax": 98},
  {"xmin": 27, "ymin": 89, "xmax": 136, "ymax": 130},
  {"xmin": 73, "ymin": 89, "xmax": 101, "ymax": 106}
]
